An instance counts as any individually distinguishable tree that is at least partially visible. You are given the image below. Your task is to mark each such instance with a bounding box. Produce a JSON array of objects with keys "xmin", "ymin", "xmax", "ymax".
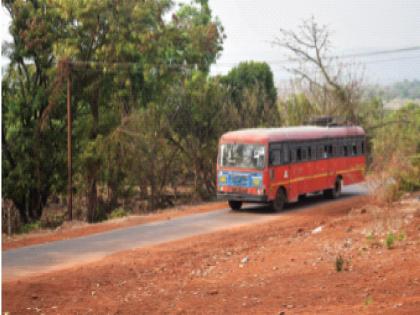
[
  {"xmin": 2, "ymin": 0, "xmax": 225, "ymax": 222},
  {"xmin": 221, "ymin": 61, "xmax": 279, "ymax": 127},
  {"xmin": 370, "ymin": 103, "xmax": 420, "ymax": 192},
  {"xmin": 164, "ymin": 72, "xmax": 235, "ymax": 197},
  {"xmin": 2, "ymin": 1, "xmax": 67, "ymax": 223},
  {"xmin": 278, "ymin": 93, "xmax": 318, "ymax": 126},
  {"xmin": 274, "ymin": 17, "xmax": 363, "ymax": 123}
]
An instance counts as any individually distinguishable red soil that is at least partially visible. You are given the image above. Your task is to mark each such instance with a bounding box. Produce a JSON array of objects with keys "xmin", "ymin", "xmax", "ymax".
[{"xmin": 3, "ymin": 196, "xmax": 420, "ymax": 314}]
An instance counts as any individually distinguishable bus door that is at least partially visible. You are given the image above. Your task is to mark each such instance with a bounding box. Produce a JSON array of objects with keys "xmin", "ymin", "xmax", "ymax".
[{"xmin": 269, "ymin": 142, "xmax": 290, "ymax": 200}]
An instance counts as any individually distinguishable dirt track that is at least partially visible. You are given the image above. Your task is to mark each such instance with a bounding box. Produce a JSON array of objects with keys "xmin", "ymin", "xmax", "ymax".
[{"xmin": 3, "ymin": 191, "xmax": 420, "ymax": 314}]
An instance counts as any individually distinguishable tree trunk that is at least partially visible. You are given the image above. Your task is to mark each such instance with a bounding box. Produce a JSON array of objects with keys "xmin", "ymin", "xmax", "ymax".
[
  {"xmin": 87, "ymin": 176, "xmax": 98, "ymax": 223},
  {"xmin": 14, "ymin": 200, "xmax": 29, "ymax": 224},
  {"xmin": 86, "ymin": 91, "xmax": 100, "ymax": 222}
]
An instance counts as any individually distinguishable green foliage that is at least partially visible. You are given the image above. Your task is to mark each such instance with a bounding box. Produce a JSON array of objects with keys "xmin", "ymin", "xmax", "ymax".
[
  {"xmin": 108, "ymin": 208, "xmax": 128, "ymax": 220},
  {"xmin": 221, "ymin": 61, "xmax": 280, "ymax": 127},
  {"xmin": 2, "ymin": 1, "xmax": 67, "ymax": 223},
  {"xmin": 222, "ymin": 61, "xmax": 277, "ymax": 105},
  {"xmin": 385, "ymin": 232, "xmax": 396, "ymax": 249},
  {"xmin": 2, "ymin": 0, "xmax": 226, "ymax": 223},
  {"xmin": 19, "ymin": 221, "xmax": 42, "ymax": 234},
  {"xmin": 370, "ymin": 103, "xmax": 420, "ymax": 193},
  {"xmin": 278, "ymin": 93, "xmax": 318, "ymax": 126}
]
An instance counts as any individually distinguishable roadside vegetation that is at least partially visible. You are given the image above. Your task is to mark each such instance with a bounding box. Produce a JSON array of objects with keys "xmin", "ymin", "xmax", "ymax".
[{"xmin": 2, "ymin": 1, "xmax": 419, "ymax": 235}]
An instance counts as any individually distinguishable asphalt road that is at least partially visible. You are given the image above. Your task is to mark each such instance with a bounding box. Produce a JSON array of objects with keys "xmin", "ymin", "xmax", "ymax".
[{"xmin": 3, "ymin": 184, "xmax": 366, "ymax": 281}]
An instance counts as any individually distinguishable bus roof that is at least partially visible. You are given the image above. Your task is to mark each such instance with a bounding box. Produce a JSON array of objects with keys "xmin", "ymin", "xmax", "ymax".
[{"xmin": 220, "ymin": 126, "xmax": 365, "ymax": 143}]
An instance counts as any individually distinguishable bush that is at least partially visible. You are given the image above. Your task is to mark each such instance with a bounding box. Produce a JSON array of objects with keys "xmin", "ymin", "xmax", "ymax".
[
  {"xmin": 19, "ymin": 221, "xmax": 42, "ymax": 234},
  {"xmin": 385, "ymin": 232, "xmax": 396, "ymax": 249},
  {"xmin": 108, "ymin": 208, "xmax": 128, "ymax": 220},
  {"xmin": 41, "ymin": 214, "xmax": 65, "ymax": 229},
  {"xmin": 335, "ymin": 255, "xmax": 344, "ymax": 272}
]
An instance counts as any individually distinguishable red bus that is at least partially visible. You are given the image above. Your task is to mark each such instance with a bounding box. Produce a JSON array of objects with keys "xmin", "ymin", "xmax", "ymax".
[{"xmin": 217, "ymin": 126, "xmax": 366, "ymax": 211}]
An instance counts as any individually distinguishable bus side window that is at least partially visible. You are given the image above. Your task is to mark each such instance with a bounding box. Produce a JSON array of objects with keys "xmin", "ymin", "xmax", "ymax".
[
  {"xmin": 324, "ymin": 142, "xmax": 332, "ymax": 158},
  {"xmin": 301, "ymin": 147, "xmax": 307, "ymax": 161},
  {"xmin": 307, "ymin": 145, "xmax": 312, "ymax": 160},
  {"xmin": 318, "ymin": 143, "xmax": 325, "ymax": 159},
  {"xmin": 361, "ymin": 140, "xmax": 365, "ymax": 154},
  {"xmin": 343, "ymin": 142, "xmax": 349, "ymax": 156},
  {"xmin": 334, "ymin": 140, "xmax": 341, "ymax": 157},
  {"xmin": 282, "ymin": 144, "xmax": 290, "ymax": 164},
  {"xmin": 356, "ymin": 140, "xmax": 362, "ymax": 155},
  {"xmin": 270, "ymin": 150, "xmax": 279, "ymax": 166},
  {"xmin": 296, "ymin": 147, "xmax": 302, "ymax": 161},
  {"xmin": 352, "ymin": 142, "xmax": 357, "ymax": 156},
  {"xmin": 338, "ymin": 140, "xmax": 344, "ymax": 156},
  {"xmin": 328, "ymin": 144, "xmax": 333, "ymax": 158},
  {"xmin": 289, "ymin": 145, "xmax": 296, "ymax": 163}
]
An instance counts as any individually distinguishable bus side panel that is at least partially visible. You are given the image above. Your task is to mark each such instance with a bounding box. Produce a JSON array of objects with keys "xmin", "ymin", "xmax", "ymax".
[
  {"xmin": 318, "ymin": 158, "xmax": 330, "ymax": 190},
  {"xmin": 267, "ymin": 165, "xmax": 293, "ymax": 202},
  {"xmin": 289, "ymin": 162, "xmax": 305, "ymax": 201},
  {"xmin": 342, "ymin": 156, "xmax": 365, "ymax": 185}
]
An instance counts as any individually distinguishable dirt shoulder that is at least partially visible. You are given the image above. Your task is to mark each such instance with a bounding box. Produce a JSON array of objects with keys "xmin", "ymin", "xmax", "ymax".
[
  {"xmin": 4, "ymin": 196, "xmax": 419, "ymax": 314},
  {"xmin": 2, "ymin": 201, "xmax": 227, "ymax": 251}
]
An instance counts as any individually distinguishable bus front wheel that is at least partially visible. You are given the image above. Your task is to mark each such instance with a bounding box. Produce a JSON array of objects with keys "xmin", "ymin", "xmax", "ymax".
[
  {"xmin": 228, "ymin": 200, "xmax": 242, "ymax": 211},
  {"xmin": 272, "ymin": 188, "xmax": 286, "ymax": 212},
  {"xmin": 324, "ymin": 178, "xmax": 342, "ymax": 199}
]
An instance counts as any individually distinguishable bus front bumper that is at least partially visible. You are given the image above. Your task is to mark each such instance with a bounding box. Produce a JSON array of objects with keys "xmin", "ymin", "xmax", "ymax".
[{"xmin": 217, "ymin": 193, "xmax": 268, "ymax": 203}]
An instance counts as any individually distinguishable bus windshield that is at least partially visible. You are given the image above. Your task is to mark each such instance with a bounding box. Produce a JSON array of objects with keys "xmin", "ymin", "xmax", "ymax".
[{"xmin": 220, "ymin": 143, "xmax": 265, "ymax": 169}]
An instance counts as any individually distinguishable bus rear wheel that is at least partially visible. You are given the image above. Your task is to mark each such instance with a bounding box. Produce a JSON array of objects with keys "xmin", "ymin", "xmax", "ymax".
[
  {"xmin": 228, "ymin": 200, "xmax": 242, "ymax": 211},
  {"xmin": 272, "ymin": 189, "xmax": 286, "ymax": 212},
  {"xmin": 324, "ymin": 178, "xmax": 342, "ymax": 199}
]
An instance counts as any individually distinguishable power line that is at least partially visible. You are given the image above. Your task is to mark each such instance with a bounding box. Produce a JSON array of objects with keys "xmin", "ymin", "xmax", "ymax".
[
  {"xmin": 59, "ymin": 45, "xmax": 420, "ymax": 70},
  {"xmin": 213, "ymin": 46, "xmax": 420, "ymax": 66},
  {"xmin": 212, "ymin": 53, "xmax": 420, "ymax": 69},
  {"xmin": 340, "ymin": 46, "xmax": 420, "ymax": 58}
]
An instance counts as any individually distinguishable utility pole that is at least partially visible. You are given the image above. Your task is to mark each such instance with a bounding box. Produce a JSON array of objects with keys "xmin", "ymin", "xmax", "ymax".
[{"xmin": 66, "ymin": 60, "xmax": 73, "ymax": 221}]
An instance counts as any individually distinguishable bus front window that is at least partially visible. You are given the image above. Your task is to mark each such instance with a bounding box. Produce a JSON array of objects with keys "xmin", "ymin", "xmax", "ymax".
[{"xmin": 220, "ymin": 144, "xmax": 265, "ymax": 169}]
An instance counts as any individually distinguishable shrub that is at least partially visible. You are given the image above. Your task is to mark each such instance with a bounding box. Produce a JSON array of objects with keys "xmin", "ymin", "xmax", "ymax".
[
  {"xmin": 108, "ymin": 208, "xmax": 128, "ymax": 220},
  {"xmin": 397, "ymin": 231, "xmax": 406, "ymax": 241},
  {"xmin": 335, "ymin": 255, "xmax": 344, "ymax": 272},
  {"xmin": 19, "ymin": 221, "xmax": 42, "ymax": 234},
  {"xmin": 41, "ymin": 214, "xmax": 65, "ymax": 229},
  {"xmin": 385, "ymin": 232, "xmax": 396, "ymax": 249}
]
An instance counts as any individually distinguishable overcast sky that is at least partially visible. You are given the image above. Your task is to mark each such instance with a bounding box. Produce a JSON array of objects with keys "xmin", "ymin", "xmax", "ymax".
[
  {"xmin": 2, "ymin": 1, "xmax": 420, "ymax": 84},
  {"xmin": 209, "ymin": 0, "xmax": 420, "ymax": 84}
]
